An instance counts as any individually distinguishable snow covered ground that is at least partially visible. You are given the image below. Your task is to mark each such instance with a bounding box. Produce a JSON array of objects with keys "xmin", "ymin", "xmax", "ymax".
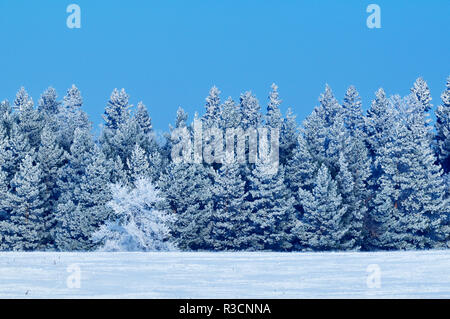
[{"xmin": 0, "ymin": 250, "xmax": 449, "ymax": 298}]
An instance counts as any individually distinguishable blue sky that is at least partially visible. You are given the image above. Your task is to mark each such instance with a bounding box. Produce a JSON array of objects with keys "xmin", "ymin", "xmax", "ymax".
[{"xmin": 0, "ymin": 0, "xmax": 448, "ymax": 134}]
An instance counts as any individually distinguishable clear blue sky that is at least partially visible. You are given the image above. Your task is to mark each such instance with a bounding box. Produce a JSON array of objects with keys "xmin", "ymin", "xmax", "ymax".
[{"xmin": 0, "ymin": 0, "xmax": 448, "ymax": 134}]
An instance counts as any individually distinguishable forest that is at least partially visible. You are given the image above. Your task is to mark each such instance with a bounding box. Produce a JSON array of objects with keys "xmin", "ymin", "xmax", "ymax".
[{"xmin": 0, "ymin": 77, "xmax": 449, "ymax": 252}]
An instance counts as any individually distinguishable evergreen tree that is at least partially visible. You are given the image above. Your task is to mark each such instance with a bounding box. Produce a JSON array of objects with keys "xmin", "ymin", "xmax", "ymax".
[
  {"xmin": 54, "ymin": 127, "xmax": 103, "ymax": 250},
  {"xmin": 159, "ymin": 162, "xmax": 215, "ymax": 250},
  {"xmin": 37, "ymin": 125, "xmax": 67, "ymax": 248},
  {"xmin": 366, "ymin": 88, "xmax": 390, "ymax": 157},
  {"xmin": 364, "ymin": 88, "xmax": 394, "ymax": 240},
  {"xmin": 147, "ymin": 149, "xmax": 164, "ymax": 183},
  {"xmin": 135, "ymin": 101, "xmax": 153, "ymax": 135},
  {"xmin": 100, "ymin": 88, "xmax": 131, "ymax": 161},
  {"xmin": 55, "ymin": 145, "xmax": 112, "ymax": 250},
  {"xmin": 219, "ymin": 97, "xmax": 241, "ymax": 130},
  {"xmin": 105, "ymin": 117, "xmax": 141, "ymax": 166},
  {"xmin": 340, "ymin": 86, "xmax": 370, "ymax": 249},
  {"xmin": 411, "ymin": 77, "xmax": 432, "ymax": 112},
  {"xmin": 279, "ymin": 108, "xmax": 298, "ymax": 165},
  {"xmin": 244, "ymin": 163, "xmax": 295, "ymax": 251},
  {"xmin": 202, "ymin": 87, "xmax": 223, "ymax": 170},
  {"xmin": 103, "ymin": 88, "xmax": 131, "ymax": 130},
  {"xmin": 436, "ymin": 76, "xmax": 450, "ymax": 173},
  {"xmin": 210, "ymin": 154, "xmax": 248, "ymax": 250},
  {"xmin": 342, "ymin": 85, "xmax": 365, "ymax": 132},
  {"xmin": 293, "ymin": 165, "xmax": 350, "ymax": 251},
  {"xmin": 0, "ymin": 168, "xmax": 9, "ymax": 222},
  {"xmin": 13, "ymin": 87, "xmax": 31, "ymax": 111},
  {"xmin": 38, "ymin": 87, "xmax": 60, "ymax": 135},
  {"xmin": 127, "ymin": 144, "xmax": 150, "ymax": 183},
  {"xmin": 76, "ymin": 147, "xmax": 114, "ymax": 241},
  {"xmin": 7, "ymin": 123, "xmax": 32, "ymax": 182},
  {"xmin": 111, "ymin": 155, "xmax": 128, "ymax": 185},
  {"xmin": 203, "ymin": 86, "xmax": 221, "ymax": 128},
  {"xmin": 174, "ymin": 106, "xmax": 188, "ymax": 129},
  {"xmin": 285, "ymin": 132, "xmax": 318, "ymax": 209},
  {"xmin": 0, "ymin": 100, "xmax": 13, "ymax": 134},
  {"xmin": 0, "ymin": 155, "xmax": 48, "ymax": 251},
  {"xmin": 239, "ymin": 91, "xmax": 261, "ymax": 129},
  {"xmin": 59, "ymin": 127, "xmax": 95, "ymax": 192},
  {"xmin": 38, "ymin": 87, "xmax": 60, "ymax": 116},
  {"xmin": 134, "ymin": 101, "xmax": 160, "ymax": 158},
  {"xmin": 368, "ymin": 95, "xmax": 448, "ymax": 250},
  {"xmin": 444, "ymin": 173, "xmax": 450, "ymax": 200},
  {"xmin": 266, "ymin": 83, "xmax": 283, "ymax": 129},
  {"xmin": 290, "ymin": 85, "xmax": 347, "ymax": 188},
  {"xmin": 57, "ymin": 85, "xmax": 90, "ymax": 151},
  {"xmin": 265, "ymin": 84, "xmax": 297, "ymax": 166},
  {"xmin": 163, "ymin": 107, "xmax": 190, "ymax": 164},
  {"xmin": 335, "ymin": 153, "xmax": 364, "ymax": 249},
  {"xmin": 38, "ymin": 126, "xmax": 66, "ymax": 192},
  {"xmin": 15, "ymin": 87, "xmax": 43, "ymax": 148},
  {"xmin": 101, "ymin": 90, "xmax": 160, "ymax": 181},
  {"xmin": 302, "ymin": 85, "xmax": 343, "ymax": 172},
  {"xmin": 285, "ymin": 87, "xmax": 337, "ymax": 216},
  {"xmin": 0, "ymin": 126, "xmax": 14, "ymax": 185}
]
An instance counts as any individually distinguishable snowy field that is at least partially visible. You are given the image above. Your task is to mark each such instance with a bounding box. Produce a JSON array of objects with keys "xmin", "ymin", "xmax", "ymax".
[{"xmin": 0, "ymin": 250, "xmax": 450, "ymax": 298}]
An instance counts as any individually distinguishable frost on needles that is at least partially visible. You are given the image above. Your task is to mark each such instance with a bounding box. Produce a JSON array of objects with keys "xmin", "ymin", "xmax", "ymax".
[{"xmin": 0, "ymin": 77, "xmax": 449, "ymax": 252}]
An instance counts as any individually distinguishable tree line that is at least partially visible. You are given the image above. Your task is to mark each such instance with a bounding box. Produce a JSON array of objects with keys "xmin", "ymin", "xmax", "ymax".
[{"xmin": 0, "ymin": 77, "xmax": 449, "ymax": 251}]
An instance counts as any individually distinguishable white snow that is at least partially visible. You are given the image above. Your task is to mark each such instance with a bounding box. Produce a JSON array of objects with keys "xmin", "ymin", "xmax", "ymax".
[{"xmin": 0, "ymin": 250, "xmax": 449, "ymax": 298}]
